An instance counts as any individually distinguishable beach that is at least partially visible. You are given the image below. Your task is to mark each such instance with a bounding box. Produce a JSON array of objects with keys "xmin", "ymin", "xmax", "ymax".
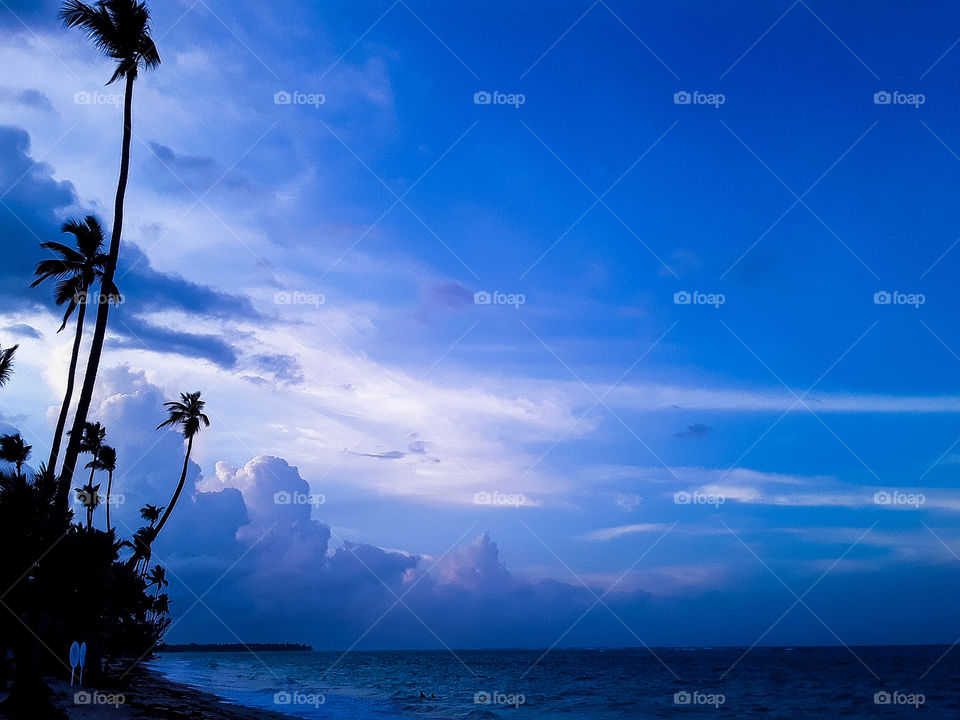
[{"xmin": 1, "ymin": 664, "xmax": 308, "ymax": 720}]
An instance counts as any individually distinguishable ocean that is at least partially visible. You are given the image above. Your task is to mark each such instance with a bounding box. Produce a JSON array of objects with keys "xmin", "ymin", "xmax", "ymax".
[{"xmin": 152, "ymin": 646, "xmax": 960, "ymax": 718}]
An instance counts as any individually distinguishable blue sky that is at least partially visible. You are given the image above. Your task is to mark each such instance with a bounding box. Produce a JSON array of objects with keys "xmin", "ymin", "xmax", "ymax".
[{"xmin": 3, "ymin": 0, "xmax": 960, "ymax": 649}]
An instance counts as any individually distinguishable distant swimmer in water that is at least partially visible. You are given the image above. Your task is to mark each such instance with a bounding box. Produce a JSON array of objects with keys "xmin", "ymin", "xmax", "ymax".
[{"xmin": 420, "ymin": 691, "xmax": 426, "ymax": 699}]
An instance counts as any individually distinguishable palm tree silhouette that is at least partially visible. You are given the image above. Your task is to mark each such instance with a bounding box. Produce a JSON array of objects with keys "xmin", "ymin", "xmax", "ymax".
[
  {"xmin": 153, "ymin": 392, "xmax": 209, "ymax": 538},
  {"xmin": 58, "ymin": 0, "xmax": 161, "ymax": 510},
  {"xmin": 146, "ymin": 564, "xmax": 168, "ymax": 598},
  {"xmin": 0, "ymin": 434, "xmax": 31, "ymax": 477},
  {"xmin": 127, "ymin": 505, "xmax": 163, "ymax": 576},
  {"xmin": 76, "ymin": 481, "xmax": 101, "ymax": 529},
  {"xmin": 139, "ymin": 503, "xmax": 163, "ymax": 526},
  {"xmin": 0, "ymin": 343, "xmax": 16, "ymax": 388},
  {"xmin": 30, "ymin": 216, "xmax": 115, "ymax": 474},
  {"xmin": 77, "ymin": 421, "xmax": 107, "ymax": 486},
  {"xmin": 95, "ymin": 445, "xmax": 117, "ymax": 531},
  {"xmin": 151, "ymin": 592, "xmax": 169, "ymax": 622},
  {"xmin": 126, "ymin": 526, "xmax": 154, "ymax": 577}
]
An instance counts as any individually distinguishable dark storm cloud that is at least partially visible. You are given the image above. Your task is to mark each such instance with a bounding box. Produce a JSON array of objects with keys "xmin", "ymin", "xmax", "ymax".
[
  {"xmin": 1, "ymin": 125, "xmax": 261, "ymax": 367},
  {"xmin": 109, "ymin": 314, "xmax": 239, "ymax": 369}
]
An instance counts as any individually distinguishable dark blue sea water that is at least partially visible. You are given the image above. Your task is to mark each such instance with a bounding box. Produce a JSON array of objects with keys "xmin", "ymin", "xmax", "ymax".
[{"xmin": 152, "ymin": 646, "xmax": 960, "ymax": 719}]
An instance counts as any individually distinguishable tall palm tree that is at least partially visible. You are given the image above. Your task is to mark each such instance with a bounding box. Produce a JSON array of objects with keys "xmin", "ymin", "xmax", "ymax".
[
  {"xmin": 0, "ymin": 343, "xmax": 17, "ymax": 388},
  {"xmin": 95, "ymin": 445, "xmax": 117, "ymax": 531},
  {"xmin": 30, "ymin": 216, "xmax": 114, "ymax": 473},
  {"xmin": 58, "ymin": 0, "xmax": 161, "ymax": 511},
  {"xmin": 153, "ymin": 392, "xmax": 209, "ymax": 538},
  {"xmin": 75, "ymin": 481, "xmax": 101, "ymax": 529},
  {"xmin": 0, "ymin": 435, "xmax": 31, "ymax": 477}
]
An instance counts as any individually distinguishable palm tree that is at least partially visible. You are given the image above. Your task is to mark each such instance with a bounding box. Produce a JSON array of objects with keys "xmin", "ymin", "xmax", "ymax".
[
  {"xmin": 75, "ymin": 481, "xmax": 101, "ymax": 529},
  {"xmin": 151, "ymin": 592, "xmax": 169, "ymax": 622},
  {"xmin": 77, "ymin": 422, "xmax": 107, "ymax": 486},
  {"xmin": 95, "ymin": 445, "xmax": 117, "ymax": 531},
  {"xmin": 139, "ymin": 503, "xmax": 163, "ymax": 526},
  {"xmin": 125, "ymin": 525, "xmax": 154, "ymax": 577},
  {"xmin": 0, "ymin": 343, "xmax": 16, "ymax": 388},
  {"xmin": 146, "ymin": 565, "xmax": 167, "ymax": 598},
  {"xmin": 30, "ymin": 216, "xmax": 114, "ymax": 474},
  {"xmin": 58, "ymin": 0, "xmax": 161, "ymax": 511},
  {"xmin": 0, "ymin": 435, "xmax": 31, "ymax": 477},
  {"xmin": 152, "ymin": 392, "xmax": 209, "ymax": 538}
]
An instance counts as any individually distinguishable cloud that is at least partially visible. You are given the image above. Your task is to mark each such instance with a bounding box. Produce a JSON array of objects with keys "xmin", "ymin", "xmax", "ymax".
[
  {"xmin": 108, "ymin": 314, "xmax": 239, "ymax": 369},
  {"xmin": 0, "ymin": 126, "xmax": 260, "ymax": 371},
  {"xmin": 407, "ymin": 439, "xmax": 427, "ymax": 454},
  {"xmin": 147, "ymin": 142, "xmax": 256, "ymax": 196},
  {"xmin": 0, "ymin": 125, "xmax": 78, "ymax": 309},
  {"xmin": 119, "ymin": 242, "xmax": 261, "ymax": 322},
  {"xmin": 674, "ymin": 422, "xmax": 711, "ymax": 439},
  {"xmin": 350, "ymin": 449, "xmax": 407, "ymax": 460},
  {"xmin": 0, "ymin": 87, "xmax": 54, "ymax": 112},
  {"xmin": 580, "ymin": 523, "xmax": 671, "ymax": 542},
  {"xmin": 249, "ymin": 353, "xmax": 304, "ymax": 385},
  {"xmin": 427, "ymin": 282, "xmax": 474, "ymax": 310},
  {"xmin": 3, "ymin": 323, "xmax": 42, "ymax": 339}
]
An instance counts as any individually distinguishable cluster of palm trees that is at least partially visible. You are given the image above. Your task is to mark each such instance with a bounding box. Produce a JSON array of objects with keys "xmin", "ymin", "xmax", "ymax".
[
  {"xmin": 0, "ymin": 1, "xmax": 221, "ymax": 710},
  {"xmin": 10, "ymin": 0, "xmax": 211, "ymax": 574}
]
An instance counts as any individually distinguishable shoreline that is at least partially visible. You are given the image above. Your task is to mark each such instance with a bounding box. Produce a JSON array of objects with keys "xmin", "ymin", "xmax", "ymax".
[{"xmin": 2, "ymin": 664, "xmax": 310, "ymax": 720}]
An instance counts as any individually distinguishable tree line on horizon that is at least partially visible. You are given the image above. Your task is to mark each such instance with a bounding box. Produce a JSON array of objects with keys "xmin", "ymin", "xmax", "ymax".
[{"xmin": 0, "ymin": 2, "xmax": 212, "ymax": 717}]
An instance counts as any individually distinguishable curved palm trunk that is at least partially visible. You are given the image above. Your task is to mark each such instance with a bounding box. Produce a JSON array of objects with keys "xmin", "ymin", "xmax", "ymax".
[
  {"xmin": 153, "ymin": 435, "xmax": 192, "ymax": 538},
  {"xmin": 106, "ymin": 469, "xmax": 114, "ymax": 532},
  {"xmin": 58, "ymin": 73, "xmax": 135, "ymax": 512},
  {"xmin": 47, "ymin": 298, "xmax": 86, "ymax": 474}
]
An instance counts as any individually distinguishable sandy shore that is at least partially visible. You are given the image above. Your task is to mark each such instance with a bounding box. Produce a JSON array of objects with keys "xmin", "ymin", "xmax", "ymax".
[{"xmin": 1, "ymin": 664, "xmax": 308, "ymax": 720}]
